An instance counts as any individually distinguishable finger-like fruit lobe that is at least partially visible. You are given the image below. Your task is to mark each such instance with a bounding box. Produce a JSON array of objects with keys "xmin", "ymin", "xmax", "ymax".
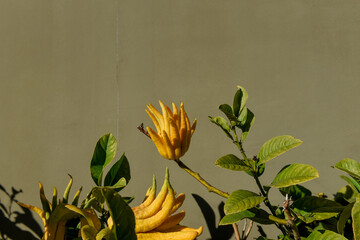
[{"xmin": 132, "ymin": 168, "xmax": 202, "ymax": 239}]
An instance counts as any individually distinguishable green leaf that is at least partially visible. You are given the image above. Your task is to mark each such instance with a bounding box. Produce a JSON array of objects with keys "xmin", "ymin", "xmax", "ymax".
[
  {"xmin": 101, "ymin": 188, "xmax": 136, "ymax": 240},
  {"xmin": 352, "ymin": 194, "xmax": 360, "ymax": 240},
  {"xmin": 233, "ymin": 86, "xmax": 248, "ymax": 117},
  {"xmin": 215, "ymin": 154, "xmax": 251, "ymax": 172},
  {"xmin": 104, "ymin": 154, "xmax": 131, "ymax": 189},
  {"xmin": 258, "ymin": 135, "xmax": 302, "ymax": 165},
  {"xmin": 219, "ymin": 104, "xmax": 237, "ymax": 122},
  {"xmin": 292, "ymin": 196, "xmax": 343, "ymax": 223},
  {"xmin": 224, "ymin": 190, "xmax": 266, "ymax": 215},
  {"xmin": 256, "ymin": 237, "xmax": 275, "ymax": 240},
  {"xmin": 334, "ymin": 158, "xmax": 360, "ymax": 180},
  {"xmin": 340, "ymin": 175, "xmax": 360, "ymax": 193},
  {"xmin": 219, "ymin": 210, "xmax": 255, "ymax": 225},
  {"xmin": 239, "ymin": 108, "xmax": 255, "ymax": 142},
  {"xmin": 90, "ymin": 133, "xmax": 117, "ymax": 186},
  {"xmin": 208, "ymin": 116, "xmax": 233, "ymax": 140},
  {"xmin": 271, "ymin": 163, "xmax": 319, "ymax": 188},
  {"xmin": 246, "ymin": 207, "xmax": 274, "ymax": 225},
  {"xmin": 337, "ymin": 202, "xmax": 354, "ymax": 235},
  {"xmin": 96, "ymin": 228, "xmax": 111, "ymax": 240},
  {"xmin": 335, "ymin": 185, "xmax": 357, "ymax": 204},
  {"xmin": 279, "ymin": 184, "xmax": 312, "ymax": 201},
  {"xmin": 81, "ymin": 225, "xmax": 97, "ymax": 240},
  {"xmin": 306, "ymin": 230, "xmax": 348, "ymax": 240}
]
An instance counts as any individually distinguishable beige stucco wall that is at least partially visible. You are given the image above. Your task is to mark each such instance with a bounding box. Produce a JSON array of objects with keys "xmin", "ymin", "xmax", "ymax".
[{"xmin": 1, "ymin": 1, "xmax": 360, "ymax": 239}]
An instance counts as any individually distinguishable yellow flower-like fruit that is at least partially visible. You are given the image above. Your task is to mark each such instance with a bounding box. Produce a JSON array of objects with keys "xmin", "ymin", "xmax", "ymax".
[
  {"xmin": 132, "ymin": 168, "xmax": 202, "ymax": 240},
  {"xmin": 146, "ymin": 101, "xmax": 197, "ymax": 160}
]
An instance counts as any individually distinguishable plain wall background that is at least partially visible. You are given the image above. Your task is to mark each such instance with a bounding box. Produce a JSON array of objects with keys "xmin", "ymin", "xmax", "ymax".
[{"xmin": 1, "ymin": 1, "xmax": 360, "ymax": 239}]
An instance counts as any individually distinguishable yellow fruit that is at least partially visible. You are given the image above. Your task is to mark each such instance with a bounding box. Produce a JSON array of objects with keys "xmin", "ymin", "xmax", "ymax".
[
  {"xmin": 137, "ymin": 230, "xmax": 198, "ymax": 240},
  {"xmin": 165, "ymin": 225, "xmax": 203, "ymax": 236},
  {"xmin": 132, "ymin": 175, "xmax": 157, "ymax": 213},
  {"xmin": 135, "ymin": 185, "xmax": 175, "ymax": 233},
  {"xmin": 154, "ymin": 210, "xmax": 185, "ymax": 231},
  {"xmin": 134, "ymin": 171, "xmax": 169, "ymax": 219},
  {"xmin": 170, "ymin": 193, "xmax": 185, "ymax": 214}
]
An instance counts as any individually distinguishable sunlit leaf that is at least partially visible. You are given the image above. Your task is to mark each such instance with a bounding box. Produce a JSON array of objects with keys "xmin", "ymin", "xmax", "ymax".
[
  {"xmin": 215, "ymin": 154, "xmax": 251, "ymax": 172},
  {"xmin": 208, "ymin": 116, "xmax": 233, "ymax": 140},
  {"xmin": 352, "ymin": 194, "xmax": 360, "ymax": 240},
  {"xmin": 90, "ymin": 133, "xmax": 117, "ymax": 186},
  {"xmin": 271, "ymin": 163, "xmax": 319, "ymax": 188},
  {"xmin": 340, "ymin": 175, "xmax": 360, "ymax": 193},
  {"xmin": 306, "ymin": 230, "xmax": 347, "ymax": 240},
  {"xmin": 81, "ymin": 225, "xmax": 97, "ymax": 240},
  {"xmin": 224, "ymin": 190, "xmax": 266, "ymax": 215},
  {"xmin": 219, "ymin": 104, "xmax": 237, "ymax": 122},
  {"xmin": 219, "ymin": 210, "xmax": 255, "ymax": 225},
  {"xmin": 334, "ymin": 158, "xmax": 360, "ymax": 179},
  {"xmin": 233, "ymin": 86, "xmax": 248, "ymax": 117},
  {"xmin": 292, "ymin": 196, "xmax": 343, "ymax": 223},
  {"xmin": 258, "ymin": 135, "xmax": 302, "ymax": 165},
  {"xmin": 239, "ymin": 108, "xmax": 254, "ymax": 142}
]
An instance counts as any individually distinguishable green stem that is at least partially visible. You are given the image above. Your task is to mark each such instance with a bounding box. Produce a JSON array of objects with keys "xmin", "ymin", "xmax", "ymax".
[
  {"xmin": 174, "ymin": 159, "xmax": 229, "ymax": 198},
  {"xmin": 232, "ymin": 129, "xmax": 288, "ymax": 236}
]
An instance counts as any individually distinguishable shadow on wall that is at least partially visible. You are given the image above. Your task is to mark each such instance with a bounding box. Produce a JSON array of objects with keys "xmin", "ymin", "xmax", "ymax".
[
  {"xmin": 192, "ymin": 194, "xmax": 234, "ymax": 240},
  {"xmin": 0, "ymin": 184, "xmax": 43, "ymax": 240}
]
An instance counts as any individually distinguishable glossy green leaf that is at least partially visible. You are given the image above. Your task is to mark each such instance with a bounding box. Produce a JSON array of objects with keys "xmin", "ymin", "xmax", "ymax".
[
  {"xmin": 224, "ymin": 190, "xmax": 266, "ymax": 215},
  {"xmin": 279, "ymin": 184, "xmax": 312, "ymax": 201},
  {"xmin": 239, "ymin": 108, "xmax": 255, "ymax": 142},
  {"xmin": 101, "ymin": 188, "xmax": 136, "ymax": 240},
  {"xmin": 292, "ymin": 196, "xmax": 343, "ymax": 223},
  {"xmin": 233, "ymin": 86, "xmax": 248, "ymax": 117},
  {"xmin": 258, "ymin": 135, "xmax": 302, "ymax": 165},
  {"xmin": 337, "ymin": 202, "xmax": 354, "ymax": 235},
  {"xmin": 341, "ymin": 175, "xmax": 360, "ymax": 193},
  {"xmin": 90, "ymin": 133, "xmax": 117, "ymax": 186},
  {"xmin": 306, "ymin": 230, "xmax": 347, "ymax": 240},
  {"xmin": 352, "ymin": 194, "xmax": 360, "ymax": 240},
  {"xmin": 335, "ymin": 158, "xmax": 360, "ymax": 179},
  {"xmin": 215, "ymin": 154, "xmax": 251, "ymax": 171},
  {"xmin": 219, "ymin": 104, "xmax": 237, "ymax": 122},
  {"xmin": 104, "ymin": 154, "xmax": 131, "ymax": 189},
  {"xmin": 219, "ymin": 210, "xmax": 255, "ymax": 225},
  {"xmin": 208, "ymin": 116, "xmax": 233, "ymax": 140},
  {"xmin": 271, "ymin": 163, "xmax": 319, "ymax": 188}
]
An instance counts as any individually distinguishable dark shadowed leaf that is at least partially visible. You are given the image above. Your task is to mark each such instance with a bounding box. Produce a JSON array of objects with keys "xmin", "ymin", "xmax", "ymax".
[
  {"xmin": 292, "ymin": 196, "xmax": 343, "ymax": 223},
  {"xmin": 104, "ymin": 154, "xmax": 131, "ymax": 189}
]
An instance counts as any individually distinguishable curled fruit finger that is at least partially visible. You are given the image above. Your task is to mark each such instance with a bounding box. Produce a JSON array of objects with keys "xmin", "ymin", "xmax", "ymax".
[
  {"xmin": 137, "ymin": 230, "xmax": 198, "ymax": 240},
  {"xmin": 154, "ymin": 210, "xmax": 185, "ymax": 231}
]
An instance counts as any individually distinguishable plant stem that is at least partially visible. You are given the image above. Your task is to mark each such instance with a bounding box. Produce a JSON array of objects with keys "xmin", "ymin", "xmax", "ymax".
[
  {"xmin": 174, "ymin": 159, "xmax": 229, "ymax": 198},
  {"xmin": 233, "ymin": 223, "xmax": 240, "ymax": 240},
  {"xmin": 284, "ymin": 196, "xmax": 300, "ymax": 240},
  {"xmin": 232, "ymin": 129, "xmax": 288, "ymax": 236},
  {"xmin": 174, "ymin": 159, "xmax": 242, "ymax": 240}
]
